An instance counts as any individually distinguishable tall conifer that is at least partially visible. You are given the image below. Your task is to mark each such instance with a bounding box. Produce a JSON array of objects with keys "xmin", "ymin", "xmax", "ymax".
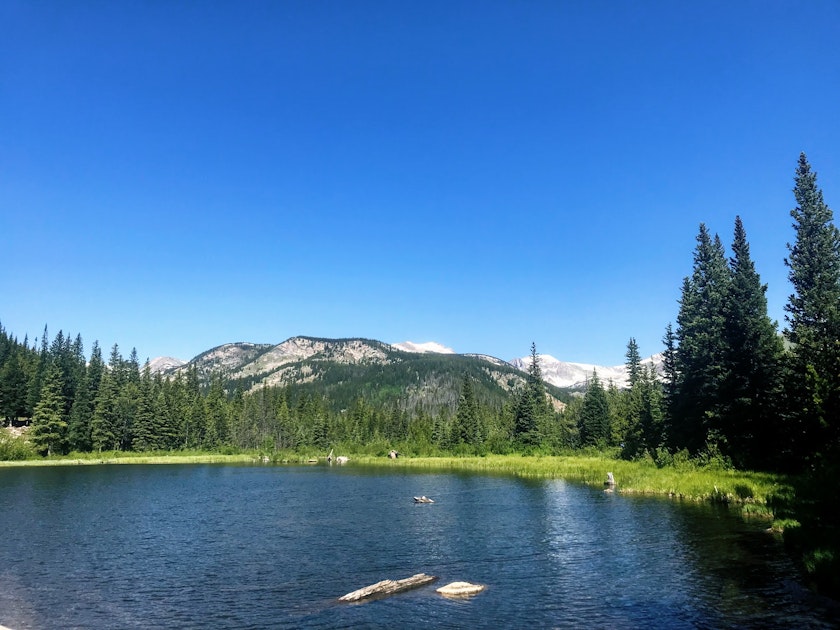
[
  {"xmin": 625, "ymin": 338, "xmax": 642, "ymax": 387},
  {"xmin": 722, "ymin": 216, "xmax": 784, "ymax": 468},
  {"xmin": 673, "ymin": 224, "xmax": 731, "ymax": 454},
  {"xmin": 784, "ymin": 153, "xmax": 840, "ymax": 462},
  {"xmin": 455, "ymin": 374, "xmax": 481, "ymax": 447},
  {"xmin": 578, "ymin": 371, "xmax": 610, "ymax": 447},
  {"xmin": 513, "ymin": 343, "xmax": 549, "ymax": 447},
  {"xmin": 30, "ymin": 362, "xmax": 67, "ymax": 455}
]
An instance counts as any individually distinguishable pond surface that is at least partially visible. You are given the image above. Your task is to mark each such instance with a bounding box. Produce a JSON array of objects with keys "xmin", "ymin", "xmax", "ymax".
[{"xmin": 0, "ymin": 464, "xmax": 837, "ymax": 629}]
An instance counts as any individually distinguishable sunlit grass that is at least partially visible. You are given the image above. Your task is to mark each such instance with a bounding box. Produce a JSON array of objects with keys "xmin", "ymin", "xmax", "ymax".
[{"xmin": 350, "ymin": 453, "xmax": 792, "ymax": 510}]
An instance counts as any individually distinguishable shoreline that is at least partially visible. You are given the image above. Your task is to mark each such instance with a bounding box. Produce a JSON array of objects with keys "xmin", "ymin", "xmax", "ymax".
[{"xmin": 0, "ymin": 452, "xmax": 791, "ymax": 510}]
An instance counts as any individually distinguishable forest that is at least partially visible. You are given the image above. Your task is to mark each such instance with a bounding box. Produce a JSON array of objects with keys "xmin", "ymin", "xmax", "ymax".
[{"xmin": 1, "ymin": 153, "xmax": 838, "ymax": 480}]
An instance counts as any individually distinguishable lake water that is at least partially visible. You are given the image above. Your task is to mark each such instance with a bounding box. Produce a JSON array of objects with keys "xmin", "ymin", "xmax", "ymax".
[{"xmin": 0, "ymin": 464, "xmax": 837, "ymax": 629}]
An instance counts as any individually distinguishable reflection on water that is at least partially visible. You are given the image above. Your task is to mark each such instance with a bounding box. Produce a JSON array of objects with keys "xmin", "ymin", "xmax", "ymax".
[{"xmin": 0, "ymin": 464, "xmax": 837, "ymax": 629}]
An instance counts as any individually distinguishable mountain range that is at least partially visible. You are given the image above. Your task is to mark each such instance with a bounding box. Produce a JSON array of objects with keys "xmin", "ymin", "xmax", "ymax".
[{"xmin": 148, "ymin": 337, "xmax": 661, "ymax": 392}]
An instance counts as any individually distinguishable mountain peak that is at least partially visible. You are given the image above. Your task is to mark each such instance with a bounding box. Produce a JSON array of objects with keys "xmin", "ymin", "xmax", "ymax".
[{"xmin": 146, "ymin": 356, "xmax": 186, "ymax": 374}]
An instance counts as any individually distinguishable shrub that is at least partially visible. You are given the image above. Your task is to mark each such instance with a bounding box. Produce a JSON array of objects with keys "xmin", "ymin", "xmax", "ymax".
[{"xmin": 0, "ymin": 430, "xmax": 36, "ymax": 460}]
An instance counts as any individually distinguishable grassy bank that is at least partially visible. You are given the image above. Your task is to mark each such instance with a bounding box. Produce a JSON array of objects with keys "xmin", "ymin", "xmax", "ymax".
[
  {"xmin": 352, "ymin": 454, "xmax": 790, "ymax": 512},
  {"xmin": 0, "ymin": 449, "xmax": 323, "ymax": 466}
]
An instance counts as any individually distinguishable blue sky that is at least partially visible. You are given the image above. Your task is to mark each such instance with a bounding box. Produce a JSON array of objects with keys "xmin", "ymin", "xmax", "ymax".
[{"xmin": 2, "ymin": 1, "xmax": 838, "ymax": 366}]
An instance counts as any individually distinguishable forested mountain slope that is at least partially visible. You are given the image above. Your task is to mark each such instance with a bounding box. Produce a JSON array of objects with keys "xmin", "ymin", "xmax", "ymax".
[{"xmin": 162, "ymin": 336, "xmax": 571, "ymax": 415}]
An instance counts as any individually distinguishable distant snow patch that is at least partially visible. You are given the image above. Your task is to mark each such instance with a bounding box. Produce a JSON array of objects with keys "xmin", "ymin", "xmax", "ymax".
[
  {"xmin": 392, "ymin": 341, "xmax": 456, "ymax": 354},
  {"xmin": 510, "ymin": 353, "xmax": 664, "ymax": 389}
]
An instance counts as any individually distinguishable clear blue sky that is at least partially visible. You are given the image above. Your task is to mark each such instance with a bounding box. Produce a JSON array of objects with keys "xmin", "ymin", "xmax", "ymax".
[{"xmin": 2, "ymin": 1, "xmax": 838, "ymax": 366}]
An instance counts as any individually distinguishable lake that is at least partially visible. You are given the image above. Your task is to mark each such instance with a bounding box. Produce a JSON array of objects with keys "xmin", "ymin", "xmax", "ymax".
[{"xmin": 0, "ymin": 463, "xmax": 837, "ymax": 629}]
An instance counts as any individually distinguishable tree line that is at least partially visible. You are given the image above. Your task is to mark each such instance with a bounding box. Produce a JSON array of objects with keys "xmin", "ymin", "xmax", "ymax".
[{"xmin": 2, "ymin": 154, "xmax": 838, "ymax": 473}]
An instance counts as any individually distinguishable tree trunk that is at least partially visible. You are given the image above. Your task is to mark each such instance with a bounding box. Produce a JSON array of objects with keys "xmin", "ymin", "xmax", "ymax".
[{"xmin": 338, "ymin": 573, "xmax": 437, "ymax": 602}]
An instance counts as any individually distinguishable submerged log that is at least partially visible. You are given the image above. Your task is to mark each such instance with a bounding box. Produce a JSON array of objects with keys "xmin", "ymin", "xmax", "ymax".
[{"xmin": 338, "ymin": 573, "xmax": 438, "ymax": 602}]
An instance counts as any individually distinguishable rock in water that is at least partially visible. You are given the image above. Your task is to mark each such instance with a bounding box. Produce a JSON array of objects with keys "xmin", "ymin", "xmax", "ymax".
[{"xmin": 436, "ymin": 581, "xmax": 485, "ymax": 597}]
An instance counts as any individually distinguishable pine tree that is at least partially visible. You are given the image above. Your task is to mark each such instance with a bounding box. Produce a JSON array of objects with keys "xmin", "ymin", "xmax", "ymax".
[
  {"xmin": 30, "ymin": 362, "xmax": 68, "ymax": 455},
  {"xmin": 625, "ymin": 338, "xmax": 642, "ymax": 387},
  {"xmin": 672, "ymin": 225, "xmax": 731, "ymax": 454},
  {"xmin": 578, "ymin": 371, "xmax": 610, "ymax": 448},
  {"xmin": 513, "ymin": 343, "xmax": 550, "ymax": 448},
  {"xmin": 661, "ymin": 322, "xmax": 678, "ymax": 447},
  {"xmin": 26, "ymin": 326, "xmax": 50, "ymax": 418},
  {"xmin": 722, "ymin": 216, "xmax": 785, "ymax": 469},
  {"xmin": 67, "ymin": 341, "xmax": 104, "ymax": 452},
  {"xmin": 204, "ymin": 375, "xmax": 230, "ymax": 449},
  {"xmin": 784, "ymin": 153, "xmax": 840, "ymax": 463},
  {"xmin": 91, "ymin": 372, "xmax": 119, "ymax": 452},
  {"xmin": 638, "ymin": 364, "xmax": 664, "ymax": 455},
  {"xmin": 0, "ymin": 348, "xmax": 29, "ymax": 425},
  {"xmin": 132, "ymin": 364, "xmax": 157, "ymax": 451},
  {"xmin": 454, "ymin": 374, "xmax": 481, "ymax": 447}
]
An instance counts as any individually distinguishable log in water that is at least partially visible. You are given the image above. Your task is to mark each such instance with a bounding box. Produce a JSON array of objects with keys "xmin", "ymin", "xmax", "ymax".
[{"xmin": 338, "ymin": 573, "xmax": 438, "ymax": 602}]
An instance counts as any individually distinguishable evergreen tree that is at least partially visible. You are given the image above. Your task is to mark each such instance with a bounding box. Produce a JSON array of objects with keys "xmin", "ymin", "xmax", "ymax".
[
  {"xmin": 625, "ymin": 338, "xmax": 642, "ymax": 387},
  {"xmin": 154, "ymin": 381, "xmax": 179, "ymax": 450},
  {"xmin": 578, "ymin": 371, "xmax": 610, "ymax": 448},
  {"xmin": 722, "ymin": 216, "xmax": 785, "ymax": 468},
  {"xmin": 204, "ymin": 375, "xmax": 230, "ymax": 449},
  {"xmin": 91, "ymin": 372, "xmax": 119, "ymax": 452},
  {"xmin": 67, "ymin": 341, "xmax": 104, "ymax": 452},
  {"xmin": 513, "ymin": 343, "xmax": 550, "ymax": 447},
  {"xmin": 30, "ymin": 362, "xmax": 67, "ymax": 455},
  {"xmin": 660, "ymin": 323, "xmax": 678, "ymax": 447},
  {"xmin": 672, "ymin": 225, "xmax": 731, "ymax": 454},
  {"xmin": 180, "ymin": 366, "xmax": 205, "ymax": 448},
  {"xmin": 454, "ymin": 374, "xmax": 481, "ymax": 447},
  {"xmin": 784, "ymin": 153, "xmax": 840, "ymax": 463},
  {"xmin": 132, "ymin": 364, "xmax": 158, "ymax": 451},
  {"xmin": 0, "ymin": 348, "xmax": 29, "ymax": 425},
  {"xmin": 26, "ymin": 326, "xmax": 50, "ymax": 418},
  {"xmin": 637, "ymin": 364, "xmax": 665, "ymax": 455}
]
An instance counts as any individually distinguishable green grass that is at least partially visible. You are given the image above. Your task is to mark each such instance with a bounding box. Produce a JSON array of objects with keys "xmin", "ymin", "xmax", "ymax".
[
  {"xmin": 0, "ymin": 447, "xmax": 343, "ymax": 467},
  {"xmin": 349, "ymin": 453, "xmax": 791, "ymax": 510}
]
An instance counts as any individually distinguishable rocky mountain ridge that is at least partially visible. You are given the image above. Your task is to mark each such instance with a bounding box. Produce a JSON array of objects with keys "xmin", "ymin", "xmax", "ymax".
[
  {"xmin": 154, "ymin": 336, "xmax": 572, "ymax": 415},
  {"xmin": 150, "ymin": 336, "xmax": 659, "ymax": 392}
]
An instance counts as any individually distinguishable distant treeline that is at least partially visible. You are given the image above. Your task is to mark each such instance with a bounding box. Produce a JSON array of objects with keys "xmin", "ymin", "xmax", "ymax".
[{"xmin": 2, "ymin": 154, "xmax": 839, "ymax": 474}]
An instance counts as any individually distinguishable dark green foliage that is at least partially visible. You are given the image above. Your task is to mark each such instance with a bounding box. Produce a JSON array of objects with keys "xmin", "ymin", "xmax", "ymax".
[
  {"xmin": 615, "ymin": 359, "xmax": 665, "ymax": 460},
  {"xmin": 783, "ymin": 153, "xmax": 840, "ymax": 465},
  {"xmin": 671, "ymin": 225, "xmax": 731, "ymax": 455},
  {"xmin": 0, "ymin": 347, "xmax": 29, "ymax": 424},
  {"xmin": 454, "ymin": 374, "xmax": 482, "ymax": 448},
  {"xmin": 91, "ymin": 371, "xmax": 119, "ymax": 452},
  {"xmin": 625, "ymin": 338, "xmax": 642, "ymax": 387},
  {"xmin": 29, "ymin": 362, "xmax": 67, "ymax": 456},
  {"xmin": 721, "ymin": 216, "xmax": 785, "ymax": 469},
  {"xmin": 578, "ymin": 371, "xmax": 610, "ymax": 447},
  {"xmin": 67, "ymin": 340, "xmax": 102, "ymax": 450},
  {"xmin": 513, "ymin": 343, "xmax": 551, "ymax": 447},
  {"xmin": 660, "ymin": 323, "xmax": 678, "ymax": 435},
  {"xmin": 131, "ymin": 365, "xmax": 157, "ymax": 452}
]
